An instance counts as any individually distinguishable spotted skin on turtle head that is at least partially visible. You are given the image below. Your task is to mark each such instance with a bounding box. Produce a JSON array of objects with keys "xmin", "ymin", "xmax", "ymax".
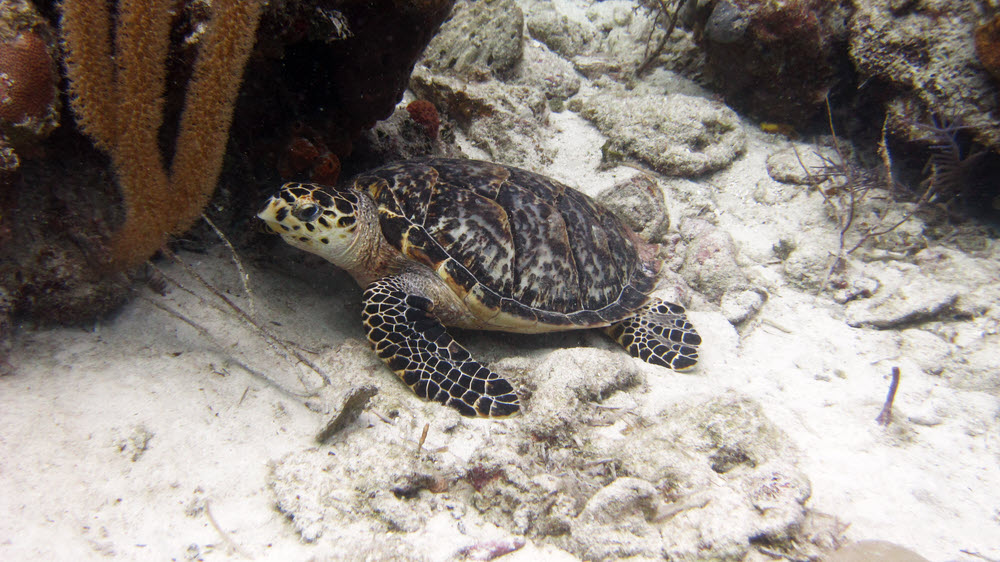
[{"xmin": 257, "ymin": 182, "xmax": 358, "ymax": 250}]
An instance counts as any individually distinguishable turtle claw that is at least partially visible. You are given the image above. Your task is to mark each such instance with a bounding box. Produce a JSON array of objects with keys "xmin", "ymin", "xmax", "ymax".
[{"xmin": 362, "ymin": 276, "xmax": 521, "ymax": 417}]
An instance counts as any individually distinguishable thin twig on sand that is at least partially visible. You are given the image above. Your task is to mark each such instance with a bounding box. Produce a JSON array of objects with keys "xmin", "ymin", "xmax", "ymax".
[
  {"xmin": 416, "ymin": 423, "xmax": 430, "ymax": 455},
  {"xmin": 202, "ymin": 214, "xmax": 257, "ymax": 318},
  {"xmin": 159, "ymin": 247, "xmax": 332, "ymax": 387},
  {"xmin": 142, "ymin": 296, "xmax": 314, "ymax": 399},
  {"xmin": 960, "ymin": 549, "xmax": 1000, "ymax": 562},
  {"xmin": 876, "ymin": 366, "xmax": 901, "ymax": 427},
  {"xmin": 204, "ymin": 500, "xmax": 252, "ymax": 559}
]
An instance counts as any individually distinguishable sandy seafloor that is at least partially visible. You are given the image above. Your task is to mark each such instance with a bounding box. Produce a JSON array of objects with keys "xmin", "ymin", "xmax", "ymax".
[
  {"xmin": 3, "ymin": 107, "xmax": 999, "ymax": 561},
  {"xmin": 4, "ymin": 5, "xmax": 1000, "ymax": 559}
]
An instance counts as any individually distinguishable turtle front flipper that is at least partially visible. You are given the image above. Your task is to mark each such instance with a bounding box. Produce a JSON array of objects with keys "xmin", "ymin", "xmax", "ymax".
[
  {"xmin": 362, "ymin": 277, "xmax": 520, "ymax": 417},
  {"xmin": 604, "ymin": 298, "xmax": 701, "ymax": 370}
]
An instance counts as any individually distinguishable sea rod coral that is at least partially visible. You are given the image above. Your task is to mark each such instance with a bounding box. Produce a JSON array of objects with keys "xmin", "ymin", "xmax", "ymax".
[{"xmin": 60, "ymin": 0, "xmax": 264, "ymax": 270}]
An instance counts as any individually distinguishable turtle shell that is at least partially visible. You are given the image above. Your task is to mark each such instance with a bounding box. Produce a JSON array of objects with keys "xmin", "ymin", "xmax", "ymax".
[{"xmin": 352, "ymin": 158, "xmax": 660, "ymax": 330}]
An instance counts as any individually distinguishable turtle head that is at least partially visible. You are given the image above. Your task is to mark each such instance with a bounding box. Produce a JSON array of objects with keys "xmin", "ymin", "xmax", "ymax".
[{"xmin": 257, "ymin": 182, "xmax": 368, "ymax": 268}]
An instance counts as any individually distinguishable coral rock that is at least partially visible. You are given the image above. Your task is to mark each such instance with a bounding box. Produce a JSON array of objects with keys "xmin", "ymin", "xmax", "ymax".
[
  {"xmin": 679, "ymin": 218, "xmax": 750, "ymax": 301},
  {"xmin": 410, "ymin": 70, "xmax": 552, "ymax": 169},
  {"xmin": 418, "ymin": 0, "xmax": 523, "ymax": 77},
  {"xmin": 694, "ymin": 0, "xmax": 852, "ymax": 128},
  {"xmin": 524, "ymin": 1, "xmax": 595, "ymax": 59},
  {"xmin": 850, "ymin": 0, "xmax": 1000, "ymax": 151},
  {"xmin": 596, "ymin": 173, "xmax": 671, "ymax": 243},
  {"xmin": 578, "ymin": 90, "xmax": 746, "ymax": 177},
  {"xmin": 569, "ymin": 478, "xmax": 663, "ymax": 560}
]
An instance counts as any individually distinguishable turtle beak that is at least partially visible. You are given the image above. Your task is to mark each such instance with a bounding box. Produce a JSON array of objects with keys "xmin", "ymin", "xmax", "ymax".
[
  {"xmin": 256, "ymin": 197, "xmax": 282, "ymax": 234},
  {"xmin": 253, "ymin": 217, "xmax": 275, "ymax": 234},
  {"xmin": 257, "ymin": 197, "xmax": 277, "ymax": 220}
]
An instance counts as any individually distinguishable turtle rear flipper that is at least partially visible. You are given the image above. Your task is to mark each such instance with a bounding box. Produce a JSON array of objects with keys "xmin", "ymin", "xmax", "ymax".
[
  {"xmin": 604, "ymin": 298, "xmax": 701, "ymax": 370},
  {"xmin": 362, "ymin": 277, "xmax": 520, "ymax": 417}
]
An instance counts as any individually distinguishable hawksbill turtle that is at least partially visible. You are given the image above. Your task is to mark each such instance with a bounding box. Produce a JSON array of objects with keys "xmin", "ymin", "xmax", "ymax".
[{"xmin": 257, "ymin": 158, "xmax": 700, "ymax": 417}]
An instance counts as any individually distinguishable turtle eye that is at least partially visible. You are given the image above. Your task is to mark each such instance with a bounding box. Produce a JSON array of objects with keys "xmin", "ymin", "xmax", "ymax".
[{"xmin": 293, "ymin": 204, "xmax": 321, "ymax": 222}]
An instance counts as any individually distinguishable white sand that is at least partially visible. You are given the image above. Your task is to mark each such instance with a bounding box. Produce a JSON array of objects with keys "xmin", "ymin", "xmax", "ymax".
[
  {"xmin": 3, "ymin": 109, "xmax": 998, "ymax": 560},
  {"xmin": 3, "ymin": 4, "xmax": 1000, "ymax": 558}
]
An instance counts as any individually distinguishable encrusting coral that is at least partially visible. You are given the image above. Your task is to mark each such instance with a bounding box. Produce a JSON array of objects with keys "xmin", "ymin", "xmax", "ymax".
[
  {"xmin": 60, "ymin": 0, "xmax": 264, "ymax": 270},
  {"xmin": 406, "ymin": 99, "xmax": 441, "ymax": 140},
  {"xmin": 0, "ymin": 0, "xmax": 61, "ymax": 170},
  {"xmin": 975, "ymin": 14, "xmax": 1000, "ymax": 82},
  {"xmin": 0, "ymin": 30, "xmax": 58, "ymax": 140}
]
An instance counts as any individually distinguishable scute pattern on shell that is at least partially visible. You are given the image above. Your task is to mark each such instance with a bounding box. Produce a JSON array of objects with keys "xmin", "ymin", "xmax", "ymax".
[{"xmin": 355, "ymin": 158, "xmax": 659, "ymax": 324}]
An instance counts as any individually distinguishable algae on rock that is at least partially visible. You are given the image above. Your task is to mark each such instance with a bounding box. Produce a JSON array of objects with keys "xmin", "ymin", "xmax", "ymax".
[
  {"xmin": 577, "ymin": 89, "xmax": 746, "ymax": 176},
  {"xmin": 849, "ymin": 0, "xmax": 1000, "ymax": 152},
  {"xmin": 419, "ymin": 0, "xmax": 524, "ymax": 77}
]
